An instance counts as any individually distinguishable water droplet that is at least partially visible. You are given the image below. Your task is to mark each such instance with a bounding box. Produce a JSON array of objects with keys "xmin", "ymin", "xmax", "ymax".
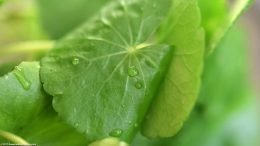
[
  {"xmin": 120, "ymin": 0, "xmax": 126, "ymax": 7},
  {"xmin": 101, "ymin": 17, "xmax": 112, "ymax": 26},
  {"xmin": 85, "ymin": 129, "xmax": 89, "ymax": 134},
  {"xmin": 128, "ymin": 121, "xmax": 132, "ymax": 125},
  {"xmin": 153, "ymin": 3, "xmax": 157, "ymax": 8},
  {"xmin": 112, "ymin": 11, "xmax": 121, "ymax": 18},
  {"xmin": 14, "ymin": 66, "xmax": 31, "ymax": 90},
  {"xmin": 74, "ymin": 122, "xmax": 79, "ymax": 127},
  {"xmin": 54, "ymin": 91, "xmax": 63, "ymax": 96},
  {"xmin": 109, "ymin": 129, "xmax": 123, "ymax": 137},
  {"xmin": 72, "ymin": 58, "xmax": 79, "ymax": 65},
  {"xmin": 134, "ymin": 123, "xmax": 139, "ymax": 128},
  {"xmin": 135, "ymin": 82, "xmax": 143, "ymax": 89},
  {"xmin": 4, "ymin": 75, "xmax": 8, "ymax": 80},
  {"xmin": 128, "ymin": 66, "xmax": 139, "ymax": 77}
]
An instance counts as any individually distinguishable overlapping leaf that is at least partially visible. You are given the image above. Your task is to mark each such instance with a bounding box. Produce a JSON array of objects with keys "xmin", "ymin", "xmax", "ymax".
[{"xmin": 142, "ymin": 0, "xmax": 205, "ymax": 138}]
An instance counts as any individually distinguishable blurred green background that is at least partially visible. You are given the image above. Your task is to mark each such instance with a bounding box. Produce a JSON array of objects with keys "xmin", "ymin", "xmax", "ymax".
[{"xmin": 0, "ymin": 0, "xmax": 259, "ymax": 145}]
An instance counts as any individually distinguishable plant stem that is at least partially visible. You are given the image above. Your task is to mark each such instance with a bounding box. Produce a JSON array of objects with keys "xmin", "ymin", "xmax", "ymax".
[
  {"xmin": 0, "ymin": 40, "xmax": 55, "ymax": 66},
  {"xmin": 0, "ymin": 130, "xmax": 29, "ymax": 144},
  {"xmin": 0, "ymin": 40, "xmax": 55, "ymax": 58}
]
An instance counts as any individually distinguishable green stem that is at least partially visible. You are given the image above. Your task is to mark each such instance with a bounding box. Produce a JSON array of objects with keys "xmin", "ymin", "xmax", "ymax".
[
  {"xmin": 0, "ymin": 40, "xmax": 55, "ymax": 57},
  {"xmin": 0, "ymin": 130, "xmax": 29, "ymax": 144},
  {"xmin": 0, "ymin": 40, "xmax": 55, "ymax": 66}
]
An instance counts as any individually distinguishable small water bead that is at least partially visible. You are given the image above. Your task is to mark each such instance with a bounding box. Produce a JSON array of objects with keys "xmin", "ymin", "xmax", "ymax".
[
  {"xmin": 85, "ymin": 129, "xmax": 90, "ymax": 134},
  {"xmin": 54, "ymin": 91, "xmax": 63, "ymax": 96},
  {"xmin": 73, "ymin": 108, "xmax": 77, "ymax": 113},
  {"xmin": 109, "ymin": 129, "xmax": 123, "ymax": 137},
  {"xmin": 120, "ymin": 0, "xmax": 126, "ymax": 7},
  {"xmin": 121, "ymin": 104, "xmax": 126, "ymax": 108},
  {"xmin": 4, "ymin": 75, "xmax": 8, "ymax": 80},
  {"xmin": 152, "ymin": 3, "xmax": 157, "ymax": 8},
  {"xmin": 101, "ymin": 17, "xmax": 112, "ymax": 26},
  {"xmin": 14, "ymin": 66, "xmax": 31, "ymax": 90},
  {"xmin": 134, "ymin": 123, "xmax": 139, "ymax": 128},
  {"xmin": 72, "ymin": 58, "xmax": 80, "ymax": 65},
  {"xmin": 135, "ymin": 82, "xmax": 143, "ymax": 89},
  {"xmin": 74, "ymin": 122, "xmax": 79, "ymax": 127},
  {"xmin": 128, "ymin": 66, "xmax": 139, "ymax": 77},
  {"xmin": 112, "ymin": 11, "xmax": 122, "ymax": 18}
]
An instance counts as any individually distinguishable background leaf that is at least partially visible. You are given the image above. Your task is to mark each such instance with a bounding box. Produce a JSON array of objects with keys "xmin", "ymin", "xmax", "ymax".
[{"xmin": 37, "ymin": 0, "xmax": 112, "ymax": 39}]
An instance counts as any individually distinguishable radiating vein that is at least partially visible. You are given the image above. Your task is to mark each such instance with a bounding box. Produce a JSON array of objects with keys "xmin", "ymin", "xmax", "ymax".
[
  {"xmin": 94, "ymin": 55, "xmax": 128, "ymax": 97},
  {"xmin": 137, "ymin": 52, "xmax": 159, "ymax": 68},
  {"xmin": 86, "ymin": 36, "xmax": 127, "ymax": 50}
]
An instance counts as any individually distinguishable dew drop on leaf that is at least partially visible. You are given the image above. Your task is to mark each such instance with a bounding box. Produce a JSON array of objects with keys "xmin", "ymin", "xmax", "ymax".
[
  {"xmin": 85, "ymin": 129, "xmax": 89, "ymax": 134},
  {"xmin": 14, "ymin": 66, "xmax": 31, "ymax": 90},
  {"xmin": 153, "ymin": 3, "xmax": 157, "ymax": 8},
  {"xmin": 119, "ymin": 0, "xmax": 126, "ymax": 7},
  {"xmin": 121, "ymin": 104, "xmax": 126, "ymax": 108},
  {"xmin": 135, "ymin": 82, "xmax": 143, "ymax": 89},
  {"xmin": 74, "ymin": 122, "xmax": 79, "ymax": 127},
  {"xmin": 101, "ymin": 17, "xmax": 112, "ymax": 26},
  {"xmin": 4, "ymin": 75, "xmax": 8, "ymax": 80},
  {"xmin": 134, "ymin": 123, "xmax": 139, "ymax": 128},
  {"xmin": 54, "ymin": 91, "xmax": 63, "ymax": 96},
  {"xmin": 72, "ymin": 58, "xmax": 80, "ymax": 65},
  {"xmin": 109, "ymin": 129, "xmax": 123, "ymax": 137},
  {"xmin": 112, "ymin": 11, "xmax": 121, "ymax": 18},
  {"xmin": 127, "ymin": 66, "xmax": 139, "ymax": 77}
]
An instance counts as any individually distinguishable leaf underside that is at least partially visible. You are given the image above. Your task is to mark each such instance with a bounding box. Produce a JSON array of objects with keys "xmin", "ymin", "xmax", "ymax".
[
  {"xmin": 142, "ymin": 0, "xmax": 205, "ymax": 138},
  {"xmin": 40, "ymin": 0, "xmax": 172, "ymax": 143}
]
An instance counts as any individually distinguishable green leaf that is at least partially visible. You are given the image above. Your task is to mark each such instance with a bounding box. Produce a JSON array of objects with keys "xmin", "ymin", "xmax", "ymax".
[
  {"xmin": 37, "ymin": 0, "xmax": 111, "ymax": 38},
  {"xmin": 40, "ymin": 0, "xmax": 172, "ymax": 143},
  {"xmin": 18, "ymin": 106, "xmax": 88, "ymax": 145},
  {"xmin": 142, "ymin": 0, "xmax": 205, "ymax": 138},
  {"xmin": 0, "ymin": 62, "xmax": 48, "ymax": 132},
  {"xmin": 0, "ymin": 62, "xmax": 88, "ymax": 145},
  {"xmin": 200, "ymin": 0, "xmax": 253, "ymax": 54}
]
